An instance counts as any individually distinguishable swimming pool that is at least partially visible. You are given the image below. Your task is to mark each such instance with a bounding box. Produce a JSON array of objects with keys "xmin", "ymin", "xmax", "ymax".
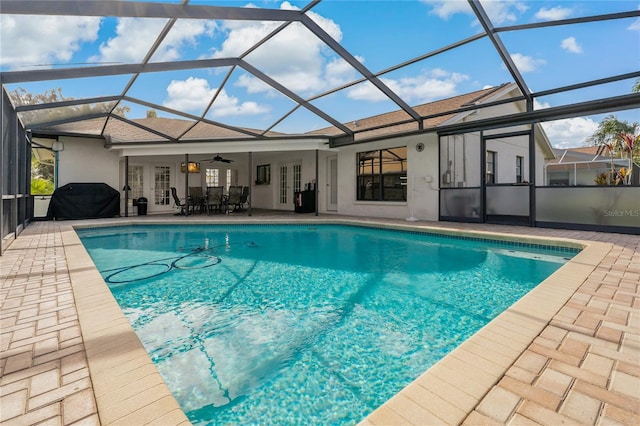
[{"xmin": 77, "ymin": 224, "xmax": 576, "ymax": 425}]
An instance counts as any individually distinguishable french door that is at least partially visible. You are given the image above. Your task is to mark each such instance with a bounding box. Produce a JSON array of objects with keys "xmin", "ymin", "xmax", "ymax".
[
  {"xmin": 278, "ymin": 162, "xmax": 301, "ymax": 210},
  {"xmin": 151, "ymin": 165, "xmax": 172, "ymax": 212}
]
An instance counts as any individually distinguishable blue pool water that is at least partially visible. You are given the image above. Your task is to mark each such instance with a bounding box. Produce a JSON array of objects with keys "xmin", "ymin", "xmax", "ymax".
[{"xmin": 77, "ymin": 224, "xmax": 576, "ymax": 425}]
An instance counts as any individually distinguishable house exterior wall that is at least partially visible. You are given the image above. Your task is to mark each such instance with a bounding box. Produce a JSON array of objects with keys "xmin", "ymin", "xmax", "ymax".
[
  {"xmin": 58, "ymin": 136, "xmax": 120, "ymax": 190},
  {"xmin": 50, "ymin": 87, "xmax": 551, "ymax": 220},
  {"xmin": 447, "ymin": 93, "xmax": 549, "ymax": 187},
  {"xmin": 485, "ymin": 136, "xmax": 529, "ymax": 184},
  {"xmin": 335, "ymin": 133, "xmax": 440, "ymax": 221},
  {"xmin": 245, "ymin": 151, "xmax": 322, "ymax": 211}
]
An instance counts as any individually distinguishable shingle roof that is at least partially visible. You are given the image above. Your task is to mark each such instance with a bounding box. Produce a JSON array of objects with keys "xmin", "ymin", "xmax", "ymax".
[
  {"xmin": 305, "ymin": 84, "xmax": 511, "ymax": 140},
  {"xmin": 37, "ymin": 84, "xmax": 513, "ymax": 144}
]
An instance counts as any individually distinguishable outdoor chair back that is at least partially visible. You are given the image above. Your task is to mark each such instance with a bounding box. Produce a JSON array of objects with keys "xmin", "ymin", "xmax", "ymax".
[{"xmin": 206, "ymin": 186, "xmax": 225, "ymax": 214}]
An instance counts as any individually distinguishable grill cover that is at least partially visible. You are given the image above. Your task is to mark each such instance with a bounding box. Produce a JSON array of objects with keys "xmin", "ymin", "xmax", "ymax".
[{"xmin": 47, "ymin": 183, "xmax": 120, "ymax": 220}]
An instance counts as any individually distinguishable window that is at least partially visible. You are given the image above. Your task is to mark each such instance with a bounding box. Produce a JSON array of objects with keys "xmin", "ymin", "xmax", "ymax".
[
  {"xmin": 154, "ymin": 166, "xmax": 171, "ymax": 206},
  {"xmin": 207, "ymin": 168, "xmax": 236, "ymax": 191},
  {"xmin": 357, "ymin": 146, "xmax": 407, "ymax": 201},
  {"xmin": 127, "ymin": 165, "xmax": 144, "ymax": 199},
  {"xmin": 486, "ymin": 151, "xmax": 496, "ymax": 184},
  {"xmin": 279, "ymin": 165, "xmax": 288, "ymax": 203},
  {"xmin": 256, "ymin": 164, "xmax": 270, "ymax": 185},
  {"xmin": 226, "ymin": 169, "xmax": 233, "ymax": 192},
  {"xmin": 516, "ymin": 156, "xmax": 524, "ymax": 183},
  {"xmin": 205, "ymin": 168, "xmax": 219, "ymax": 187},
  {"xmin": 293, "ymin": 164, "xmax": 302, "ymax": 193}
]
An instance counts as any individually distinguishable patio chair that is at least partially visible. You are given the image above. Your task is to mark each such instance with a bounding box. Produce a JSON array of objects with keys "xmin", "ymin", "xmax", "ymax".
[
  {"xmin": 238, "ymin": 186, "xmax": 249, "ymax": 212},
  {"xmin": 206, "ymin": 186, "xmax": 225, "ymax": 214},
  {"xmin": 171, "ymin": 187, "xmax": 191, "ymax": 215},
  {"xmin": 227, "ymin": 186, "xmax": 243, "ymax": 213},
  {"xmin": 189, "ymin": 187, "xmax": 205, "ymax": 214}
]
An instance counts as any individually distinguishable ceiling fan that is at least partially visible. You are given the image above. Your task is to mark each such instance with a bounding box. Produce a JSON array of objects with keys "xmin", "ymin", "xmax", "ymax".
[{"xmin": 205, "ymin": 154, "xmax": 233, "ymax": 163}]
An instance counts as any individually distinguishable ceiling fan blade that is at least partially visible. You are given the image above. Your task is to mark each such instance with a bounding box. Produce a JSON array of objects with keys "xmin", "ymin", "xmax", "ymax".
[{"xmin": 204, "ymin": 155, "xmax": 233, "ymax": 163}]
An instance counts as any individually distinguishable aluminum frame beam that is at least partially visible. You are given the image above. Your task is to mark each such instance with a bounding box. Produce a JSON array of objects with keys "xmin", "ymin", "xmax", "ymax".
[
  {"xmin": 436, "ymin": 93, "xmax": 640, "ymax": 136},
  {"xmin": 331, "ymin": 93, "xmax": 640, "ymax": 147},
  {"xmin": 467, "ymin": 0, "xmax": 531, "ymax": 100},
  {"xmin": 0, "ymin": 58, "xmax": 238, "ymax": 84},
  {"xmin": 14, "ymin": 96, "xmax": 122, "ymax": 112},
  {"xmin": 0, "ymin": 0, "xmax": 302, "ymax": 21},
  {"xmin": 496, "ymin": 10, "xmax": 640, "ymax": 32},
  {"xmin": 300, "ymin": 14, "xmax": 423, "ymax": 127}
]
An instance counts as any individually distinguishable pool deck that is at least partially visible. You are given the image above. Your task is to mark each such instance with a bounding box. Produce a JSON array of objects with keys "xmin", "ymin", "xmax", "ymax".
[{"xmin": 1, "ymin": 213, "xmax": 639, "ymax": 425}]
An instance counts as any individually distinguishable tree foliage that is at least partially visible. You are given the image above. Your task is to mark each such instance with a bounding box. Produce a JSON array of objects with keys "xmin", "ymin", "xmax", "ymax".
[
  {"xmin": 8, "ymin": 87, "xmax": 130, "ymax": 126},
  {"xmin": 31, "ymin": 178, "xmax": 55, "ymax": 195},
  {"xmin": 586, "ymin": 115, "xmax": 638, "ymax": 146},
  {"xmin": 31, "ymin": 152, "xmax": 54, "ymax": 181}
]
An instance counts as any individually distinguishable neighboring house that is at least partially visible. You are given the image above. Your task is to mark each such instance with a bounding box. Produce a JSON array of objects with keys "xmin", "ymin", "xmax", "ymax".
[
  {"xmin": 33, "ymin": 82, "xmax": 555, "ymax": 221},
  {"xmin": 545, "ymin": 146, "xmax": 639, "ymax": 186}
]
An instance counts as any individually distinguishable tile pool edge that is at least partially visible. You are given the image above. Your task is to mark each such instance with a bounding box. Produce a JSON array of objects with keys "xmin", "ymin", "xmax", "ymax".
[
  {"xmin": 60, "ymin": 224, "xmax": 190, "ymax": 425},
  {"xmin": 360, "ymin": 236, "xmax": 612, "ymax": 425},
  {"xmin": 64, "ymin": 219, "xmax": 610, "ymax": 425}
]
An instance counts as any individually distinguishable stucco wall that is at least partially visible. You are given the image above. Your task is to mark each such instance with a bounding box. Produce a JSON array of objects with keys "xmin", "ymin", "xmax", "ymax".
[
  {"xmin": 58, "ymin": 136, "xmax": 120, "ymax": 190},
  {"xmin": 335, "ymin": 134, "xmax": 440, "ymax": 221}
]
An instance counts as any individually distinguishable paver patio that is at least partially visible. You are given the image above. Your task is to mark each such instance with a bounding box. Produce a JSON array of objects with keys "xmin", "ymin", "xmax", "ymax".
[{"xmin": 1, "ymin": 215, "xmax": 638, "ymax": 425}]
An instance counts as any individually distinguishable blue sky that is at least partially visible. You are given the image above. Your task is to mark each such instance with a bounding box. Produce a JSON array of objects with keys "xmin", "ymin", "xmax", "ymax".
[{"xmin": 1, "ymin": 0, "xmax": 639, "ymax": 148}]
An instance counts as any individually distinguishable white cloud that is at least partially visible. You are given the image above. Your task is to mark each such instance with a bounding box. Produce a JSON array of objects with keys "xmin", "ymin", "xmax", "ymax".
[
  {"xmin": 0, "ymin": 15, "xmax": 100, "ymax": 69},
  {"xmin": 324, "ymin": 56, "xmax": 361, "ymax": 87},
  {"xmin": 422, "ymin": 0, "xmax": 527, "ymax": 25},
  {"xmin": 163, "ymin": 77, "xmax": 269, "ymax": 117},
  {"xmin": 510, "ymin": 53, "xmax": 546, "ymax": 73},
  {"xmin": 535, "ymin": 7, "xmax": 573, "ymax": 21},
  {"xmin": 483, "ymin": 1, "xmax": 528, "ymax": 25},
  {"xmin": 536, "ymin": 100, "xmax": 598, "ymax": 148},
  {"xmin": 210, "ymin": 2, "xmax": 347, "ymax": 96},
  {"xmin": 629, "ymin": 18, "xmax": 640, "ymax": 31},
  {"xmin": 541, "ymin": 118, "xmax": 599, "ymax": 148},
  {"xmin": 628, "ymin": 4, "xmax": 640, "ymax": 30},
  {"xmin": 210, "ymin": 93, "xmax": 269, "ymax": 118},
  {"xmin": 92, "ymin": 18, "xmax": 216, "ymax": 64},
  {"xmin": 421, "ymin": 0, "xmax": 472, "ymax": 19},
  {"xmin": 347, "ymin": 69, "xmax": 469, "ymax": 103},
  {"xmin": 561, "ymin": 37, "xmax": 582, "ymax": 54}
]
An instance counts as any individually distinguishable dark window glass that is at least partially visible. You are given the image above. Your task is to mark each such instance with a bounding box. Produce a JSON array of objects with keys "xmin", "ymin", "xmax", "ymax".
[
  {"xmin": 357, "ymin": 147, "xmax": 407, "ymax": 201},
  {"xmin": 516, "ymin": 155, "xmax": 524, "ymax": 183},
  {"xmin": 486, "ymin": 151, "xmax": 496, "ymax": 184}
]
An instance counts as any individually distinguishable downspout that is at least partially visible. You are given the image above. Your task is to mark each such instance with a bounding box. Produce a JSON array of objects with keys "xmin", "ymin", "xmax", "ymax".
[{"xmin": 315, "ymin": 149, "xmax": 319, "ymax": 216}]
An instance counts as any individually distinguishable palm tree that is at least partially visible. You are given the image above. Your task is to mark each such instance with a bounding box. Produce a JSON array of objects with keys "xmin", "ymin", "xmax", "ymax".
[{"xmin": 586, "ymin": 115, "xmax": 637, "ymax": 147}]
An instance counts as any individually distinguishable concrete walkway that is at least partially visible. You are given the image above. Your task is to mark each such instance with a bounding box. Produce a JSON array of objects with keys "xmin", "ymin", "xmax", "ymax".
[{"xmin": 1, "ymin": 216, "xmax": 638, "ymax": 425}]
